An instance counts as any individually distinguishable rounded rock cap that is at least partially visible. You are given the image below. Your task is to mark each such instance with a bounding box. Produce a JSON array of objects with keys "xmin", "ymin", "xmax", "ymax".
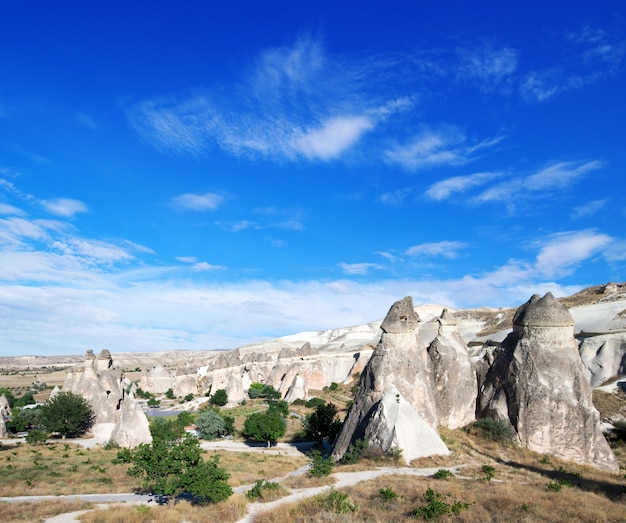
[{"xmin": 513, "ymin": 292, "xmax": 574, "ymax": 327}]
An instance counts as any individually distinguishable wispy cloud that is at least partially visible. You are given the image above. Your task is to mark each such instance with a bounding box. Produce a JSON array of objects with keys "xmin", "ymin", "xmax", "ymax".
[
  {"xmin": 170, "ymin": 192, "xmax": 224, "ymax": 211},
  {"xmin": 425, "ymin": 171, "xmax": 502, "ymax": 200},
  {"xmin": 385, "ymin": 125, "xmax": 504, "ymax": 171},
  {"xmin": 521, "ymin": 26, "xmax": 625, "ymax": 103},
  {"xmin": 456, "ymin": 42, "xmax": 518, "ymax": 93},
  {"xmin": 42, "ymin": 198, "xmax": 88, "ymax": 218},
  {"xmin": 378, "ymin": 188, "xmax": 412, "ymax": 206},
  {"xmin": 474, "ymin": 160, "xmax": 603, "ymax": 205},
  {"xmin": 0, "ymin": 203, "xmax": 26, "ymax": 216},
  {"xmin": 571, "ymin": 199, "xmax": 606, "ymax": 219},
  {"xmin": 406, "ymin": 241, "xmax": 467, "ymax": 258},
  {"xmin": 338, "ymin": 262, "xmax": 384, "ymax": 275},
  {"xmin": 532, "ymin": 229, "xmax": 612, "ymax": 278}
]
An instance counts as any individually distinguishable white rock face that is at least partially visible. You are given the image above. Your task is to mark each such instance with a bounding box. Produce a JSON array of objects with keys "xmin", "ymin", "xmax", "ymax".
[
  {"xmin": 110, "ymin": 394, "xmax": 152, "ymax": 448},
  {"xmin": 0, "ymin": 394, "xmax": 11, "ymax": 418},
  {"xmin": 579, "ymin": 333, "xmax": 626, "ymax": 387},
  {"xmin": 0, "ymin": 415, "xmax": 7, "ymax": 438},
  {"xmin": 479, "ymin": 293, "xmax": 619, "ymax": 472},
  {"xmin": 284, "ymin": 374, "xmax": 307, "ymax": 402}
]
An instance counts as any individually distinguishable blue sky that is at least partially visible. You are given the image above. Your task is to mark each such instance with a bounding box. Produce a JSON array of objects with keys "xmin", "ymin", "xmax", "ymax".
[{"xmin": 1, "ymin": 1, "xmax": 625, "ymax": 356}]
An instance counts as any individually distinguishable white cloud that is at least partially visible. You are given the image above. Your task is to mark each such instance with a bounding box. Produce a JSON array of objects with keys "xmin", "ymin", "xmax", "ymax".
[
  {"xmin": 473, "ymin": 160, "xmax": 603, "ymax": 205},
  {"xmin": 406, "ymin": 241, "xmax": 467, "ymax": 258},
  {"xmin": 385, "ymin": 126, "xmax": 503, "ymax": 171},
  {"xmin": 171, "ymin": 192, "xmax": 224, "ymax": 211},
  {"xmin": 293, "ymin": 115, "xmax": 374, "ymax": 160},
  {"xmin": 41, "ymin": 198, "xmax": 88, "ymax": 218},
  {"xmin": 571, "ymin": 199, "xmax": 606, "ymax": 219},
  {"xmin": 51, "ymin": 238, "xmax": 133, "ymax": 264},
  {"xmin": 524, "ymin": 160, "xmax": 603, "ymax": 190},
  {"xmin": 0, "ymin": 203, "xmax": 26, "ymax": 216},
  {"xmin": 425, "ymin": 172, "xmax": 501, "ymax": 200},
  {"xmin": 193, "ymin": 262, "xmax": 225, "ymax": 271},
  {"xmin": 533, "ymin": 230, "xmax": 612, "ymax": 277},
  {"xmin": 338, "ymin": 262, "xmax": 384, "ymax": 275}
]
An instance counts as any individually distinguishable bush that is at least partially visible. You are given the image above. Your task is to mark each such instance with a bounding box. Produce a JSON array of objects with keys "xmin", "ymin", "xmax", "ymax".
[
  {"xmin": 472, "ymin": 418, "xmax": 514, "ymax": 442},
  {"xmin": 379, "ymin": 486, "xmax": 398, "ymax": 501},
  {"xmin": 413, "ymin": 488, "xmax": 470, "ymax": 520},
  {"xmin": 165, "ymin": 388, "xmax": 175, "ymax": 400},
  {"xmin": 308, "ymin": 449, "xmax": 333, "ymax": 477},
  {"xmin": 25, "ymin": 429, "xmax": 48, "ymax": 445},
  {"xmin": 340, "ymin": 438, "xmax": 369, "ymax": 464},
  {"xmin": 433, "ymin": 469, "xmax": 454, "ymax": 479},
  {"xmin": 209, "ymin": 389, "xmax": 228, "ymax": 406},
  {"xmin": 319, "ymin": 489, "xmax": 358, "ymax": 514},
  {"xmin": 246, "ymin": 479, "xmax": 280, "ymax": 499},
  {"xmin": 304, "ymin": 397, "xmax": 325, "ymax": 409}
]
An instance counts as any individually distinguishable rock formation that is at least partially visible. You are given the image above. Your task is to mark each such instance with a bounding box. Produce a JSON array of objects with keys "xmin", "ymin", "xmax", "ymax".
[
  {"xmin": 478, "ymin": 293, "xmax": 619, "ymax": 472},
  {"xmin": 332, "ymin": 297, "xmax": 450, "ymax": 464},
  {"xmin": 0, "ymin": 415, "xmax": 6, "ymax": 438},
  {"xmin": 0, "ymin": 394, "xmax": 11, "ymax": 418},
  {"xmin": 109, "ymin": 394, "xmax": 152, "ymax": 447},
  {"xmin": 64, "ymin": 349, "xmax": 151, "ymax": 446},
  {"xmin": 427, "ymin": 309, "xmax": 477, "ymax": 429}
]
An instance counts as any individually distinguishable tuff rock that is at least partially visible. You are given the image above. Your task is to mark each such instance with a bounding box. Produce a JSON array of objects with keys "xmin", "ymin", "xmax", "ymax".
[
  {"xmin": 332, "ymin": 297, "xmax": 450, "ymax": 464},
  {"xmin": 478, "ymin": 293, "xmax": 619, "ymax": 472}
]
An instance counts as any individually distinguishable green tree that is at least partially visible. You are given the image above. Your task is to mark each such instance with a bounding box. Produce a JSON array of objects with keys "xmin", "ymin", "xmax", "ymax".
[
  {"xmin": 165, "ymin": 388, "xmax": 175, "ymax": 400},
  {"xmin": 243, "ymin": 411, "xmax": 286, "ymax": 447},
  {"xmin": 209, "ymin": 389, "xmax": 228, "ymax": 407},
  {"xmin": 176, "ymin": 411, "xmax": 195, "ymax": 428},
  {"xmin": 267, "ymin": 399, "xmax": 289, "ymax": 417},
  {"xmin": 196, "ymin": 410, "xmax": 227, "ymax": 440},
  {"xmin": 120, "ymin": 433, "xmax": 232, "ymax": 504},
  {"xmin": 305, "ymin": 402, "xmax": 342, "ymax": 443},
  {"xmin": 41, "ymin": 391, "xmax": 95, "ymax": 438},
  {"xmin": 150, "ymin": 417, "xmax": 185, "ymax": 442},
  {"xmin": 6, "ymin": 406, "xmax": 44, "ymax": 433},
  {"xmin": 248, "ymin": 382, "xmax": 265, "ymax": 399},
  {"xmin": 261, "ymin": 385, "xmax": 282, "ymax": 401}
]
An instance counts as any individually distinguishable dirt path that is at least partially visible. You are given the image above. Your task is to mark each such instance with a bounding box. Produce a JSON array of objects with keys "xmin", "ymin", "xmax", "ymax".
[{"xmin": 237, "ymin": 466, "xmax": 461, "ymax": 523}]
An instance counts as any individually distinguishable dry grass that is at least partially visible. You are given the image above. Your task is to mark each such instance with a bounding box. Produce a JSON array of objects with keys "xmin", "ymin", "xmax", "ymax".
[
  {"xmin": 204, "ymin": 449, "xmax": 308, "ymax": 486},
  {"xmin": 0, "ymin": 442, "xmax": 142, "ymax": 496},
  {"xmin": 0, "ymin": 499, "xmax": 93, "ymax": 523},
  {"xmin": 78, "ymin": 494, "xmax": 248, "ymax": 523},
  {"xmin": 282, "ymin": 473, "xmax": 336, "ymax": 490},
  {"xmin": 593, "ymin": 389, "xmax": 626, "ymax": 421}
]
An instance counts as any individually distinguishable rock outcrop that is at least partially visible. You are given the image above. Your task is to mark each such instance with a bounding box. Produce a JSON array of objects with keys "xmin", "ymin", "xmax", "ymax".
[
  {"xmin": 478, "ymin": 293, "xmax": 619, "ymax": 472},
  {"xmin": 109, "ymin": 394, "xmax": 152, "ymax": 447},
  {"xmin": 332, "ymin": 297, "xmax": 450, "ymax": 464},
  {"xmin": 0, "ymin": 394, "xmax": 11, "ymax": 418},
  {"xmin": 427, "ymin": 309, "xmax": 477, "ymax": 429},
  {"xmin": 64, "ymin": 350, "xmax": 151, "ymax": 445}
]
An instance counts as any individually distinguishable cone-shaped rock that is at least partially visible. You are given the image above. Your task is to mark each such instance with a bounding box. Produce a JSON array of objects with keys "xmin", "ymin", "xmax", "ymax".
[
  {"xmin": 427, "ymin": 309, "xmax": 477, "ymax": 429},
  {"xmin": 110, "ymin": 394, "xmax": 152, "ymax": 448},
  {"xmin": 332, "ymin": 297, "xmax": 449, "ymax": 464},
  {"xmin": 479, "ymin": 292, "xmax": 618, "ymax": 472}
]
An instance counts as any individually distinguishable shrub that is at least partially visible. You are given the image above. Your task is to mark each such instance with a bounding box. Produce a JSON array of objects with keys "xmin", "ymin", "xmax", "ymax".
[
  {"xmin": 246, "ymin": 479, "xmax": 280, "ymax": 499},
  {"xmin": 433, "ymin": 469, "xmax": 454, "ymax": 479},
  {"xmin": 165, "ymin": 388, "xmax": 175, "ymax": 400},
  {"xmin": 319, "ymin": 489, "xmax": 358, "ymax": 514},
  {"xmin": 328, "ymin": 382, "xmax": 339, "ymax": 391},
  {"xmin": 26, "ymin": 430, "xmax": 48, "ymax": 445},
  {"xmin": 243, "ymin": 411, "xmax": 286, "ymax": 447},
  {"xmin": 308, "ymin": 449, "xmax": 333, "ymax": 477},
  {"xmin": 413, "ymin": 488, "xmax": 470, "ymax": 520},
  {"xmin": 379, "ymin": 486, "xmax": 398, "ymax": 501},
  {"xmin": 481, "ymin": 464, "xmax": 496, "ymax": 481},
  {"xmin": 304, "ymin": 402, "xmax": 342, "ymax": 443},
  {"xmin": 304, "ymin": 397, "xmax": 326, "ymax": 409},
  {"xmin": 472, "ymin": 418, "xmax": 514, "ymax": 442},
  {"xmin": 340, "ymin": 438, "xmax": 368, "ymax": 464}
]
